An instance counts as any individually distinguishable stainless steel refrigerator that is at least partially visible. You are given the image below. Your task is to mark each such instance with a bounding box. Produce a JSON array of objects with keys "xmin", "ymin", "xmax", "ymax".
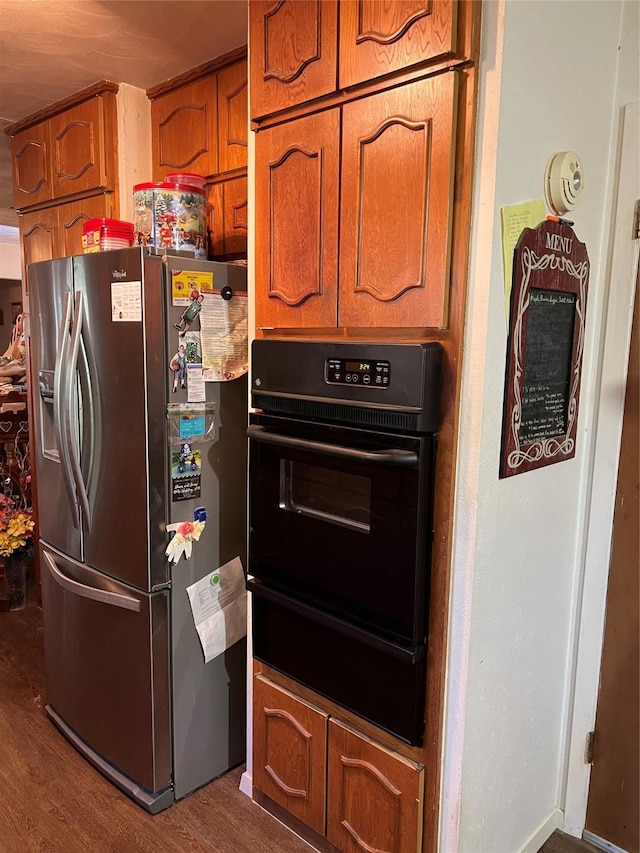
[{"xmin": 27, "ymin": 247, "xmax": 248, "ymax": 813}]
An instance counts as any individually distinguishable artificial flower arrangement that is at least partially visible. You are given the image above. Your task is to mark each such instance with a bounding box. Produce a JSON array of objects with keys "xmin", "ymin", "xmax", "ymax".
[
  {"xmin": 0, "ymin": 493, "xmax": 34, "ymax": 557},
  {"xmin": 0, "ymin": 435, "xmax": 33, "ymax": 558}
]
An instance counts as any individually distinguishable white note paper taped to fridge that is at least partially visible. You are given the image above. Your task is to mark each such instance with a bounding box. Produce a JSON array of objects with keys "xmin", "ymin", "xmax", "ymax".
[
  {"xmin": 199, "ymin": 291, "xmax": 248, "ymax": 381},
  {"xmin": 186, "ymin": 557, "xmax": 247, "ymax": 663}
]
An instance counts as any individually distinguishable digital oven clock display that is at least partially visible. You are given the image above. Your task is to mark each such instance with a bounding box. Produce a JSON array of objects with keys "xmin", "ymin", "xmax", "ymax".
[{"xmin": 325, "ymin": 357, "xmax": 390, "ymax": 387}]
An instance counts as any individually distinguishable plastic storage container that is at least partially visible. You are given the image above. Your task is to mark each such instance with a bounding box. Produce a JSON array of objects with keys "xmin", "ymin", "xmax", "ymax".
[
  {"xmin": 133, "ymin": 181, "xmax": 207, "ymax": 259},
  {"xmin": 165, "ymin": 172, "xmax": 206, "ymax": 191},
  {"xmin": 82, "ymin": 218, "xmax": 135, "ymax": 253}
]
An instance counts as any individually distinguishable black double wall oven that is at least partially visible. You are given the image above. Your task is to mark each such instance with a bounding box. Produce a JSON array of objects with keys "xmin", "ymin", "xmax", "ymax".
[{"xmin": 247, "ymin": 340, "xmax": 442, "ymax": 745}]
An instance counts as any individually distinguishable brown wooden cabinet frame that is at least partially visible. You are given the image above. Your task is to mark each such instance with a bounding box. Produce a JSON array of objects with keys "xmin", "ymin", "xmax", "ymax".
[
  {"xmin": 251, "ymin": 2, "xmax": 482, "ymax": 851},
  {"xmin": 148, "ymin": 46, "xmax": 249, "ymax": 259},
  {"xmin": 5, "ymin": 81, "xmax": 120, "ymax": 214}
]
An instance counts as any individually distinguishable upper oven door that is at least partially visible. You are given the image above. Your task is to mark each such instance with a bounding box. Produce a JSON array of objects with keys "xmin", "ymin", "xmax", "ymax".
[{"xmin": 248, "ymin": 412, "xmax": 435, "ymax": 645}]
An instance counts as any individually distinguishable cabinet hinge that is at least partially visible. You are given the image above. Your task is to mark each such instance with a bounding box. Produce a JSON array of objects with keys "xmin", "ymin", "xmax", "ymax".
[{"xmin": 585, "ymin": 730, "xmax": 596, "ymax": 764}]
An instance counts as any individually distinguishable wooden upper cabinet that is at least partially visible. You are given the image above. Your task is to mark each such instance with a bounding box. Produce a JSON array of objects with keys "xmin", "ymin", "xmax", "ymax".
[
  {"xmin": 12, "ymin": 89, "xmax": 119, "ymax": 211},
  {"xmin": 255, "ymin": 71, "xmax": 456, "ymax": 330},
  {"xmin": 327, "ymin": 719, "xmax": 424, "ymax": 853},
  {"xmin": 253, "ymin": 675, "xmax": 328, "ymax": 835},
  {"xmin": 49, "ymin": 94, "xmax": 117, "ymax": 199},
  {"xmin": 207, "ymin": 182, "xmax": 225, "ymax": 257},
  {"xmin": 250, "ymin": 0, "xmax": 338, "ymax": 120},
  {"xmin": 57, "ymin": 195, "xmax": 114, "ymax": 258},
  {"xmin": 339, "ymin": 72, "xmax": 458, "ymax": 328},
  {"xmin": 151, "ymin": 77, "xmax": 218, "ymax": 180},
  {"xmin": 19, "ymin": 208, "xmax": 59, "ymax": 282},
  {"xmin": 339, "ymin": 0, "xmax": 457, "ymax": 90},
  {"xmin": 255, "ymin": 109, "xmax": 340, "ymax": 329},
  {"xmin": 19, "ymin": 195, "xmax": 114, "ymax": 281},
  {"xmin": 217, "ymin": 61, "xmax": 248, "ymax": 172},
  {"xmin": 222, "ymin": 176, "xmax": 248, "ymax": 256},
  {"xmin": 11, "ymin": 123, "xmax": 53, "ymax": 208},
  {"xmin": 207, "ymin": 177, "xmax": 248, "ymax": 259}
]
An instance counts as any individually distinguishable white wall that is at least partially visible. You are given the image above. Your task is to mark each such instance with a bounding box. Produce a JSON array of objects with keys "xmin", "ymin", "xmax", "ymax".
[
  {"xmin": 0, "ymin": 238, "xmax": 21, "ymax": 281},
  {"xmin": 442, "ymin": 2, "xmax": 635, "ymax": 851},
  {"xmin": 116, "ymin": 84, "xmax": 152, "ymax": 223}
]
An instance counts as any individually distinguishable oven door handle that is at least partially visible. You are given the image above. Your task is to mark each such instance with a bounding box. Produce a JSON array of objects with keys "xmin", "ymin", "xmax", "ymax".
[{"xmin": 247, "ymin": 425, "xmax": 418, "ymax": 467}]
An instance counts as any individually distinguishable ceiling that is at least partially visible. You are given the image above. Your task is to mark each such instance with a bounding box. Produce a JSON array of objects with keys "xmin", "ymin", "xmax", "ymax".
[{"xmin": 0, "ymin": 0, "xmax": 248, "ymax": 229}]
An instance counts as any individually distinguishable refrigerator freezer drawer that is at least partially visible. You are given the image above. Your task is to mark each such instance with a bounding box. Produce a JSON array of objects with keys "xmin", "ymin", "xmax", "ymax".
[{"xmin": 41, "ymin": 544, "xmax": 171, "ymax": 795}]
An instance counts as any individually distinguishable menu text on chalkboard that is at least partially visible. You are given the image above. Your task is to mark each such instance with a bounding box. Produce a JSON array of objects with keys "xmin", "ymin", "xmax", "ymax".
[
  {"xmin": 500, "ymin": 220, "xmax": 589, "ymax": 478},
  {"xmin": 520, "ymin": 288, "xmax": 576, "ymax": 443}
]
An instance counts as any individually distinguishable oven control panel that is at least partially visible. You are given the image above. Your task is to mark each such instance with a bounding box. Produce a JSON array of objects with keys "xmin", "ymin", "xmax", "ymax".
[{"xmin": 325, "ymin": 358, "xmax": 390, "ymax": 387}]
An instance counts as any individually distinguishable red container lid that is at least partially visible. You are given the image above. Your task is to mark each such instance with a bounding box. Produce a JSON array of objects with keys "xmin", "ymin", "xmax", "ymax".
[
  {"xmin": 82, "ymin": 217, "xmax": 135, "ymax": 237},
  {"xmin": 165, "ymin": 172, "xmax": 206, "ymax": 190},
  {"xmin": 133, "ymin": 181, "xmax": 204, "ymax": 194}
]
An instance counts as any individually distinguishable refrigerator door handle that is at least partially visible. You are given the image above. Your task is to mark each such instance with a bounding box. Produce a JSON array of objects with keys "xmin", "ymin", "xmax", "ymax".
[
  {"xmin": 54, "ymin": 291, "xmax": 80, "ymax": 529},
  {"xmin": 43, "ymin": 551, "xmax": 141, "ymax": 612},
  {"xmin": 78, "ymin": 294, "xmax": 102, "ymax": 505},
  {"xmin": 65, "ymin": 291, "xmax": 92, "ymax": 530}
]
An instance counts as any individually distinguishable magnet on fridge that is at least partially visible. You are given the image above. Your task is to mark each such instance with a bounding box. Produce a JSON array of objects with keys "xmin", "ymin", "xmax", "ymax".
[
  {"xmin": 169, "ymin": 343, "xmax": 187, "ymax": 392},
  {"xmin": 194, "ymin": 506, "xmax": 207, "ymax": 523}
]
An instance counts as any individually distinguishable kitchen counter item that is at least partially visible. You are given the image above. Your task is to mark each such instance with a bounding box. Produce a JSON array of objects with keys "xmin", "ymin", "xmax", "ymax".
[
  {"xmin": 82, "ymin": 218, "xmax": 135, "ymax": 253},
  {"xmin": 133, "ymin": 182, "xmax": 206, "ymax": 259}
]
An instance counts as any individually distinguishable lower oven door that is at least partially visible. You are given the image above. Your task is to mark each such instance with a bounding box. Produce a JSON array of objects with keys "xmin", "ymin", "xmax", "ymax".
[
  {"xmin": 249, "ymin": 579, "xmax": 426, "ymax": 745},
  {"xmin": 248, "ymin": 413, "xmax": 435, "ymax": 645}
]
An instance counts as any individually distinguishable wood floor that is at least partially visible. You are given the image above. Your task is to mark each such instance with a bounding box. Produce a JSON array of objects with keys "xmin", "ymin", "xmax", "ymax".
[
  {"xmin": 0, "ymin": 592, "xmax": 603, "ymax": 853},
  {"xmin": 0, "ymin": 594, "xmax": 312, "ymax": 853},
  {"xmin": 539, "ymin": 832, "xmax": 604, "ymax": 853}
]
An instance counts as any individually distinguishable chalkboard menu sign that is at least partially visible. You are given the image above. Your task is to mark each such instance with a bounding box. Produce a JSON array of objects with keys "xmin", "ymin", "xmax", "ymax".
[{"xmin": 500, "ymin": 220, "xmax": 589, "ymax": 478}]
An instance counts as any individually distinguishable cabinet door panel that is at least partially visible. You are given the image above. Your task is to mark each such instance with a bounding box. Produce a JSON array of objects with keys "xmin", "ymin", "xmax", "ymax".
[
  {"xmin": 223, "ymin": 176, "xmax": 248, "ymax": 257},
  {"xmin": 50, "ymin": 97, "xmax": 113, "ymax": 198},
  {"xmin": 339, "ymin": 72, "xmax": 457, "ymax": 328},
  {"xmin": 339, "ymin": 0, "xmax": 457, "ymax": 89},
  {"xmin": 11, "ymin": 123, "xmax": 53, "ymax": 209},
  {"xmin": 151, "ymin": 78, "xmax": 218, "ymax": 179},
  {"xmin": 253, "ymin": 675, "xmax": 328, "ymax": 835},
  {"xmin": 327, "ymin": 719, "xmax": 424, "ymax": 853},
  {"xmin": 218, "ymin": 61, "xmax": 248, "ymax": 173},
  {"xmin": 207, "ymin": 182, "xmax": 225, "ymax": 257},
  {"xmin": 57, "ymin": 196, "xmax": 114, "ymax": 258},
  {"xmin": 19, "ymin": 208, "xmax": 59, "ymax": 291},
  {"xmin": 250, "ymin": 0, "xmax": 338, "ymax": 119},
  {"xmin": 255, "ymin": 110, "xmax": 340, "ymax": 329}
]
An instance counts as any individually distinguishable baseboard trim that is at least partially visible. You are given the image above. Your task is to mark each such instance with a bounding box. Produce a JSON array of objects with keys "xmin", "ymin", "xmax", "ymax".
[
  {"xmin": 517, "ymin": 808, "xmax": 564, "ymax": 853},
  {"xmin": 239, "ymin": 770, "xmax": 252, "ymax": 798},
  {"xmin": 583, "ymin": 830, "xmax": 630, "ymax": 853}
]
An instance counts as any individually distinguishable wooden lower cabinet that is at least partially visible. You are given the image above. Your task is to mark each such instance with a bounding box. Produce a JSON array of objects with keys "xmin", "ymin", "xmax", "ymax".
[
  {"xmin": 327, "ymin": 719, "xmax": 424, "ymax": 853},
  {"xmin": 253, "ymin": 675, "xmax": 328, "ymax": 835},
  {"xmin": 253, "ymin": 676, "xmax": 424, "ymax": 853}
]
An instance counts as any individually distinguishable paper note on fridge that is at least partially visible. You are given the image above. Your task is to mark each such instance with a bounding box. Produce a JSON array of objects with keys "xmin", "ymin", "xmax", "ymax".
[{"xmin": 186, "ymin": 557, "xmax": 247, "ymax": 663}]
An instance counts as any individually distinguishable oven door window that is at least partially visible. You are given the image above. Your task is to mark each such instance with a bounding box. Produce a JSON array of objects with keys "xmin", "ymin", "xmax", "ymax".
[
  {"xmin": 281, "ymin": 460, "xmax": 371, "ymax": 533},
  {"xmin": 249, "ymin": 416, "xmax": 435, "ymax": 645}
]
